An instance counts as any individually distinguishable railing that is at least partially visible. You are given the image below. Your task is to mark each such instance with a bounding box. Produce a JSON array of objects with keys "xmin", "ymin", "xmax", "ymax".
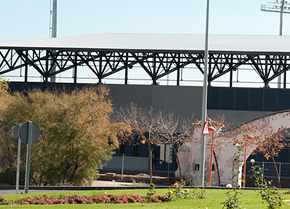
[
  {"xmin": 245, "ymin": 161, "xmax": 290, "ymax": 179},
  {"xmin": 102, "ymin": 155, "xmax": 176, "ymax": 173}
]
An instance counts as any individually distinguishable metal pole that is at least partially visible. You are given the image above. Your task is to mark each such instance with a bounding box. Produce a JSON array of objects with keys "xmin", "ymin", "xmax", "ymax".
[
  {"xmin": 279, "ymin": 0, "xmax": 284, "ymax": 36},
  {"xmin": 262, "ymin": 162, "xmax": 264, "ymax": 180},
  {"xmin": 50, "ymin": 0, "xmax": 57, "ymax": 83},
  {"xmin": 121, "ymin": 154, "xmax": 124, "ymax": 181},
  {"xmin": 278, "ymin": 0, "xmax": 285, "ymax": 88},
  {"xmin": 24, "ymin": 122, "xmax": 32, "ymax": 194},
  {"xmin": 51, "ymin": 0, "xmax": 57, "ymax": 38},
  {"xmin": 208, "ymin": 132, "xmax": 214, "ymax": 186},
  {"xmin": 167, "ymin": 162, "xmax": 170, "ymax": 183},
  {"xmin": 16, "ymin": 137, "xmax": 21, "ymax": 194},
  {"xmin": 199, "ymin": 0, "xmax": 210, "ymax": 187},
  {"xmin": 279, "ymin": 162, "xmax": 281, "ymax": 179},
  {"xmin": 243, "ymin": 146, "xmax": 247, "ymax": 187}
]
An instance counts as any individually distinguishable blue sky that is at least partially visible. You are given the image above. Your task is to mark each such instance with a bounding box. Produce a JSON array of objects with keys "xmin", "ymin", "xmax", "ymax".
[{"xmin": 1, "ymin": 0, "xmax": 290, "ymax": 43}]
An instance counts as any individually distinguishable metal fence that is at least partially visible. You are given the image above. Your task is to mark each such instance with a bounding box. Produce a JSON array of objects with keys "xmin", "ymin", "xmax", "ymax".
[
  {"xmin": 246, "ymin": 161, "xmax": 290, "ymax": 179},
  {"xmin": 102, "ymin": 155, "xmax": 175, "ymax": 173}
]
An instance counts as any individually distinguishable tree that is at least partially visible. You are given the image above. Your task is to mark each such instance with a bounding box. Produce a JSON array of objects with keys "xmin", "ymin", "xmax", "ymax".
[
  {"xmin": 117, "ymin": 103, "xmax": 157, "ymax": 184},
  {"xmin": 0, "ymin": 76, "xmax": 15, "ymax": 168},
  {"xmin": 192, "ymin": 116, "xmax": 230, "ymax": 186},
  {"xmin": 0, "ymin": 86, "xmax": 123, "ymax": 186},
  {"xmin": 154, "ymin": 111, "xmax": 193, "ymax": 180},
  {"xmin": 254, "ymin": 127, "xmax": 288, "ymax": 188},
  {"xmin": 236, "ymin": 123, "xmax": 288, "ymax": 188}
]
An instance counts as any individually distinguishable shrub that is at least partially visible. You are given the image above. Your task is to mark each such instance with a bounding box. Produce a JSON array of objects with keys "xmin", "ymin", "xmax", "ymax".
[{"xmin": 0, "ymin": 167, "xmax": 26, "ymax": 185}]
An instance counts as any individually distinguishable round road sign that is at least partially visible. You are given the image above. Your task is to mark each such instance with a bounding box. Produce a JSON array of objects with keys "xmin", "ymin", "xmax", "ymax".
[
  {"xmin": 12, "ymin": 124, "xmax": 20, "ymax": 140},
  {"xmin": 18, "ymin": 121, "xmax": 40, "ymax": 144}
]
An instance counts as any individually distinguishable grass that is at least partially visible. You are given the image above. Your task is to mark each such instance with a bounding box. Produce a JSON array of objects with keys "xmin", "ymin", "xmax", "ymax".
[{"xmin": 1, "ymin": 188, "xmax": 290, "ymax": 208}]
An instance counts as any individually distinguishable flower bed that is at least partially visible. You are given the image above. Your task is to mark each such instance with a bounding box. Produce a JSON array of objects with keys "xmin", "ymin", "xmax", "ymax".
[
  {"xmin": 0, "ymin": 182, "xmax": 206, "ymax": 206},
  {"xmin": 0, "ymin": 194, "xmax": 171, "ymax": 205}
]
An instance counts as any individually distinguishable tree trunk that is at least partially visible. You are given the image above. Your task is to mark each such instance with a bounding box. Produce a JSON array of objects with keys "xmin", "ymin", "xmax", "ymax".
[
  {"xmin": 213, "ymin": 150, "xmax": 221, "ymax": 186},
  {"xmin": 147, "ymin": 141, "xmax": 153, "ymax": 184},
  {"xmin": 172, "ymin": 145, "xmax": 182, "ymax": 180},
  {"xmin": 270, "ymin": 154, "xmax": 281, "ymax": 188}
]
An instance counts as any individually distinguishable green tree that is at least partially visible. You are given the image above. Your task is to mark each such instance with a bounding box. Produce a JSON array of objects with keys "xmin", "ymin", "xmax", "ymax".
[
  {"xmin": 0, "ymin": 76, "xmax": 15, "ymax": 168},
  {"xmin": 0, "ymin": 85, "xmax": 122, "ymax": 186}
]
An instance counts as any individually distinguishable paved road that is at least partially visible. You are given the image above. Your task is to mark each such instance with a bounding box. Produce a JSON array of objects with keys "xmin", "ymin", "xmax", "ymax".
[{"xmin": 0, "ymin": 180, "xmax": 136, "ymax": 196}]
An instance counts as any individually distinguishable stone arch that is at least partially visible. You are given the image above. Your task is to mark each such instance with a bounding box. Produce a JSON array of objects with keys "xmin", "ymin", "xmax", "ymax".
[{"xmin": 176, "ymin": 110, "xmax": 290, "ymax": 186}]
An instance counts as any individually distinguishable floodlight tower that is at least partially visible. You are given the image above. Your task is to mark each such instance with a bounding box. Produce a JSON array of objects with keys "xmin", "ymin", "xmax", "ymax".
[
  {"xmin": 50, "ymin": 0, "xmax": 57, "ymax": 83},
  {"xmin": 261, "ymin": 0, "xmax": 290, "ymax": 88},
  {"xmin": 51, "ymin": 0, "xmax": 57, "ymax": 39}
]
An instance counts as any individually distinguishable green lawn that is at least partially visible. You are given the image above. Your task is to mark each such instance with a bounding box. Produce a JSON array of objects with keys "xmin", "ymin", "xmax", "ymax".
[{"xmin": 1, "ymin": 188, "xmax": 290, "ymax": 208}]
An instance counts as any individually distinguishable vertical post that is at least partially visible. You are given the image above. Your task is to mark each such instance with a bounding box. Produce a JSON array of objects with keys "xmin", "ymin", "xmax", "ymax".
[
  {"xmin": 25, "ymin": 51, "xmax": 28, "ymax": 83},
  {"xmin": 99, "ymin": 52, "xmax": 103, "ymax": 84},
  {"xmin": 121, "ymin": 153, "xmax": 124, "ymax": 181},
  {"xmin": 279, "ymin": 0, "xmax": 284, "ymax": 36},
  {"xmin": 284, "ymin": 69, "xmax": 287, "ymax": 89},
  {"xmin": 230, "ymin": 67, "xmax": 233, "ymax": 87},
  {"xmin": 167, "ymin": 162, "xmax": 170, "ymax": 183},
  {"xmin": 51, "ymin": 0, "xmax": 57, "ymax": 39},
  {"xmin": 262, "ymin": 161, "xmax": 265, "ymax": 182},
  {"xmin": 50, "ymin": 0, "xmax": 57, "ymax": 83},
  {"xmin": 199, "ymin": 0, "xmax": 210, "ymax": 187},
  {"xmin": 279, "ymin": 162, "xmax": 281, "ymax": 180},
  {"xmin": 16, "ymin": 137, "xmax": 21, "ymax": 194},
  {"xmin": 278, "ymin": 0, "xmax": 284, "ymax": 88},
  {"xmin": 177, "ymin": 54, "xmax": 180, "ymax": 86},
  {"xmin": 243, "ymin": 146, "xmax": 247, "ymax": 187},
  {"xmin": 125, "ymin": 53, "xmax": 128, "ymax": 85},
  {"xmin": 208, "ymin": 132, "xmax": 214, "ymax": 186},
  {"xmin": 74, "ymin": 52, "xmax": 77, "ymax": 84},
  {"xmin": 24, "ymin": 122, "xmax": 32, "ymax": 194},
  {"xmin": 44, "ymin": 50, "xmax": 49, "ymax": 83}
]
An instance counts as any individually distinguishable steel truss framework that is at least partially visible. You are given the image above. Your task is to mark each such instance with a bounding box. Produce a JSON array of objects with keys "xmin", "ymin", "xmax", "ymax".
[{"xmin": 0, "ymin": 47, "xmax": 290, "ymax": 88}]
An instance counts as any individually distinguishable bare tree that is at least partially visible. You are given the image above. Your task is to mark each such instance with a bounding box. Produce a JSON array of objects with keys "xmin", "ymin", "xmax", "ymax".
[
  {"xmin": 154, "ymin": 111, "xmax": 194, "ymax": 180},
  {"xmin": 117, "ymin": 103, "xmax": 157, "ymax": 183},
  {"xmin": 255, "ymin": 127, "xmax": 288, "ymax": 188},
  {"xmin": 192, "ymin": 116, "xmax": 231, "ymax": 186},
  {"xmin": 236, "ymin": 124, "xmax": 289, "ymax": 188}
]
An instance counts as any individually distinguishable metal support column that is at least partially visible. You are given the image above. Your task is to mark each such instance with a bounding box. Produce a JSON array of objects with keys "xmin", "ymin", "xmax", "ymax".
[
  {"xmin": 74, "ymin": 52, "xmax": 77, "ymax": 83},
  {"xmin": 25, "ymin": 51, "xmax": 28, "ymax": 83},
  {"xmin": 125, "ymin": 53, "xmax": 128, "ymax": 85},
  {"xmin": 177, "ymin": 54, "xmax": 180, "ymax": 86}
]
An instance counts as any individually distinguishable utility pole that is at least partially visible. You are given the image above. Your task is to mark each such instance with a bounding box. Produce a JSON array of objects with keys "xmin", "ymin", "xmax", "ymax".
[{"xmin": 261, "ymin": 0, "xmax": 290, "ymax": 88}]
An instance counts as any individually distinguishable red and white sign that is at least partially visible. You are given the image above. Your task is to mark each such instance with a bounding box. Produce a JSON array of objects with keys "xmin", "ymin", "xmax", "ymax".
[{"xmin": 202, "ymin": 121, "xmax": 210, "ymax": 135}]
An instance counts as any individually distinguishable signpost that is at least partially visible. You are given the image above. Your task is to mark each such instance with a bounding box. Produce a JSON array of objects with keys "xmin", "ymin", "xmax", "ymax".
[
  {"xmin": 17, "ymin": 121, "xmax": 40, "ymax": 194},
  {"xmin": 160, "ymin": 144, "xmax": 172, "ymax": 183},
  {"xmin": 202, "ymin": 122, "xmax": 210, "ymax": 135},
  {"xmin": 200, "ymin": 0, "xmax": 210, "ymax": 187},
  {"xmin": 12, "ymin": 125, "xmax": 21, "ymax": 194}
]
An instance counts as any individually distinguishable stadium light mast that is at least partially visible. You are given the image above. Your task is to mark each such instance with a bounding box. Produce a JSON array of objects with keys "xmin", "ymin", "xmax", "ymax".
[
  {"xmin": 50, "ymin": 0, "xmax": 57, "ymax": 83},
  {"xmin": 261, "ymin": 0, "xmax": 290, "ymax": 88},
  {"xmin": 199, "ymin": 0, "xmax": 210, "ymax": 187},
  {"xmin": 51, "ymin": 0, "xmax": 57, "ymax": 39}
]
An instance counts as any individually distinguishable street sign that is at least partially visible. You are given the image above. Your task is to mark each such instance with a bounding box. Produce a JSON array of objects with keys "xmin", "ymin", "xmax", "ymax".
[
  {"xmin": 12, "ymin": 125, "xmax": 20, "ymax": 140},
  {"xmin": 202, "ymin": 121, "xmax": 210, "ymax": 135},
  {"xmin": 18, "ymin": 121, "xmax": 40, "ymax": 144}
]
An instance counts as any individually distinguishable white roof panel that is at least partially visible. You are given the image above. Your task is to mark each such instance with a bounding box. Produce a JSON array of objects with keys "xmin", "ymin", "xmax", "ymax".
[{"xmin": 0, "ymin": 33, "xmax": 289, "ymax": 54}]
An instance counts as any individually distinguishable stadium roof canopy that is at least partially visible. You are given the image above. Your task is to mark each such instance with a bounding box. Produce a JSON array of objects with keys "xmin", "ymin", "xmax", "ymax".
[
  {"xmin": 1, "ymin": 33, "xmax": 290, "ymax": 54},
  {"xmin": 1, "ymin": 33, "xmax": 290, "ymax": 88}
]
